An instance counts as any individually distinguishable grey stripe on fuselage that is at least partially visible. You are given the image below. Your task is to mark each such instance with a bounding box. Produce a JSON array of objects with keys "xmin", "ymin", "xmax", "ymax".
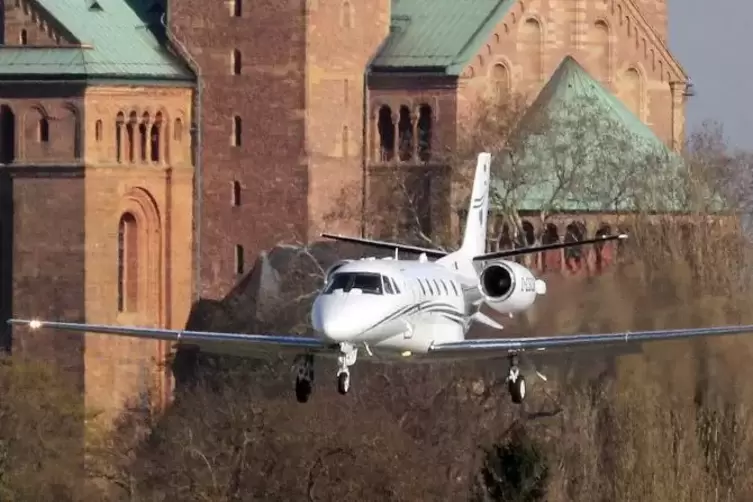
[{"xmin": 360, "ymin": 300, "xmax": 466, "ymax": 335}]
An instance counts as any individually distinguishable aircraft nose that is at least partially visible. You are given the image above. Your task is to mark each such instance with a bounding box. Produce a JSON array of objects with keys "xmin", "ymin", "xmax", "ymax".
[
  {"xmin": 320, "ymin": 316, "xmax": 352, "ymax": 341},
  {"xmin": 312, "ymin": 296, "xmax": 365, "ymax": 342}
]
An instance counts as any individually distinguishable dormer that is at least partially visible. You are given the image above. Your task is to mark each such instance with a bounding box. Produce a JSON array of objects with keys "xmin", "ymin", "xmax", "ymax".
[{"xmin": 87, "ymin": 0, "xmax": 103, "ymax": 11}]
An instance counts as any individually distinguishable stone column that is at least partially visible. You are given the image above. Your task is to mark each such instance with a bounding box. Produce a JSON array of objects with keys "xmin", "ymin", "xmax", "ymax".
[
  {"xmin": 391, "ymin": 111, "xmax": 399, "ymax": 162},
  {"xmin": 669, "ymin": 81, "xmax": 686, "ymax": 152}
]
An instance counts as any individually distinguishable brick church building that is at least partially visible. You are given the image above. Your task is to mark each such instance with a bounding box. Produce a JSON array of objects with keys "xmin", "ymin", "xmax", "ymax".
[{"xmin": 0, "ymin": 0, "xmax": 690, "ymax": 420}]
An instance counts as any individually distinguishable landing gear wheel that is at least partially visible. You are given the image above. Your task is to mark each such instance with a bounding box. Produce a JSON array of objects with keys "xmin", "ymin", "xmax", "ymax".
[
  {"xmin": 295, "ymin": 377, "xmax": 312, "ymax": 403},
  {"xmin": 509, "ymin": 375, "xmax": 526, "ymax": 404},
  {"xmin": 337, "ymin": 371, "xmax": 350, "ymax": 395},
  {"xmin": 293, "ymin": 354, "xmax": 315, "ymax": 403}
]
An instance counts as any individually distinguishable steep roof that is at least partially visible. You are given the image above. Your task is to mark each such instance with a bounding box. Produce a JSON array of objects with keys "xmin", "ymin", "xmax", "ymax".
[
  {"xmin": 0, "ymin": 0, "xmax": 191, "ymax": 82},
  {"xmin": 489, "ymin": 56, "xmax": 709, "ymax": 213},
  {"xmin": 370, "ymin": 0, "xmax": 516, "ymax": 74}
]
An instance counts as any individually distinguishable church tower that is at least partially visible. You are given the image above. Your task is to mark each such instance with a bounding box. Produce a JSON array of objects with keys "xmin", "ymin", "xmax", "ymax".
[{"xmin": 166, "ymin": 0, "xmax": 390, "ymax": 300}]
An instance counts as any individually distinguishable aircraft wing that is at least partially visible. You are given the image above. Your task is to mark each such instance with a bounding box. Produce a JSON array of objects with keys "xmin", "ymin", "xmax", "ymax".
[
  {"xmin": 7, "ymin": 319, "xmax": 339, "ymax": 358},
  {"xmin": 426, "ymin": 324, "xmax": 753, "ymax": 360}
]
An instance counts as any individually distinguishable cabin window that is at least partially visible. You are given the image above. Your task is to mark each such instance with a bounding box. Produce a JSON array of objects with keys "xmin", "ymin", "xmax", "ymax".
[
  {"xmin": 440, "ymin": 280, "xmax": 449, "ymax": 295},
  {"xmin": 383, "ymin": 276, "xmax": 394, "ymax": 294},
  {"xmin": 391, "ymin": 278, "xmax": 401, "ymax": 294},
  {"xmin": 324, "ymin": 272, "xmax": 383, "ymax": 295},
  {"xmin": 425, "ymin": 279, "xmax": 434, "ymax": 296},
  {"xmin": 417, "ymin": 279, "xmax": 426, "ymax": 296},
  {"xmin": 450, "ymin": 281, "xmax": 459, "ymax": 296},
  {"xmin": 433, "ymin": 279, "xmax": 442, "ymax": 295}
]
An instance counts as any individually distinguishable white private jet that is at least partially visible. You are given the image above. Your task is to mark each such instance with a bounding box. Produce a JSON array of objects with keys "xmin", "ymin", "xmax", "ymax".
[{"xmin": 9, "ymin": 152, "xmax": 753, "ymax": 405}]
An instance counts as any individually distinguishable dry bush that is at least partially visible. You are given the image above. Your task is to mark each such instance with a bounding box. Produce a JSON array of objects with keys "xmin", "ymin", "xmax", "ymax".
[
  {"xmin": 526, "ymin": 212, "xmax": 753, "ymax": 502},
  {"xmin": 0, "ymin": 354, "xmax": 94, "ymax": 501}
]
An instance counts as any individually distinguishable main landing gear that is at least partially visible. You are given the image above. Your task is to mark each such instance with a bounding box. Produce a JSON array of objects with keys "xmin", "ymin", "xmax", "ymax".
[
  {"xmin": 294, "ymin": 354, "xmax": 315, "ymax": 403},
  {"xmin": 506, "ymin": 353, "xmax": 526, "ymax": 404},
  {"xmin": 293, "ymin": 343, "xmax": 359, "ymax": 403}
]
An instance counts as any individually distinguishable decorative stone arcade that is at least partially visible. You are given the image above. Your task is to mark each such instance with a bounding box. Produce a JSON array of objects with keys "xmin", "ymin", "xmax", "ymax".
[{"xmin": 487, "ymin": 213, "xmax": 626, "ymax": 277}]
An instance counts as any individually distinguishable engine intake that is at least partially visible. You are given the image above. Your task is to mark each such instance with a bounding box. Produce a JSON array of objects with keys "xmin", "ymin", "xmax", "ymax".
[
  {"xmin": 477, "ymin": 260, "xmax": 544, "ymax": 314},
  {"xmin": 480, "ymin": 263, "xmax": 515, "ymax": 300}
]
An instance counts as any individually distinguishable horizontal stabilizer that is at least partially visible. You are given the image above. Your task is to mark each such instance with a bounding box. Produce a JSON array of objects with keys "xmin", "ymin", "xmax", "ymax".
[
  {"xmin": 320, "ymin": 233, "xmax": 447, "ymax": 258},
  {"xmin": 473, "ymin": 233, "xmax": 627, "ymax": 262}
]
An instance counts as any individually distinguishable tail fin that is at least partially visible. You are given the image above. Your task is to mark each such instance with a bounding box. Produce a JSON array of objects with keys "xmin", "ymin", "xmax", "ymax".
[{"xmin": 458, "ymin": 152, "xmax": 492, "ymax": 257}]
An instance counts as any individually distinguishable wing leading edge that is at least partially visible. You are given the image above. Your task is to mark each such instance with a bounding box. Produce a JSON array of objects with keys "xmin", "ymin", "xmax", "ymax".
[
  {"xmin": 7, "ymin": 319, "xmax": 338, "ymax": 357},
  {"xmin": 9, "ymin": 320, "xmax": 753, "ymax": 362},
  {"xmin": 427, "ymin": 324, "xmax": 753, "ymax": 359}
]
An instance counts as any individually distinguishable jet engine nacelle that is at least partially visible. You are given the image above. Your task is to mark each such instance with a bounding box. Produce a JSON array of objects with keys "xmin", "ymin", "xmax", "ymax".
[
  {"xmin": 478, "ymin": 260, "xmax": 547, "ymax": 314},
  {"xmin": 323, "ymin": 259, "xmax": 353, "ymax": 285}
]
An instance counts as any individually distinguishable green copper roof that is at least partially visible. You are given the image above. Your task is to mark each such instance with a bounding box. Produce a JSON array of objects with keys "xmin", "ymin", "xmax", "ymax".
[
  {"xmin": 370, "ymin": 0, "xmax": 516, "ymax": 74},
  {"xmin": 489, "ymin": 56, "xmax": 712, "ymax": 213},
  {"xmin": 0, "ymin": 0, "xmax": 191, "ymax": 81}
]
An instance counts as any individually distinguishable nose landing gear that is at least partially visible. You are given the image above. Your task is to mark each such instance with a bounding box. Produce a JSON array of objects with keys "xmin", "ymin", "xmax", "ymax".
[
  {"xmin": 336, "ymin": 342, "xmax": 358, "ymax": 395},
  {"xmin": 337, "ymin": 371, "xmax": 350, "ymax": 394}
]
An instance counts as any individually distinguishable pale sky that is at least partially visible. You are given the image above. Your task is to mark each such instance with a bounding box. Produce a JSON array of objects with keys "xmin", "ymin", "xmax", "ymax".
[{"xmin": 669, "ymin": 0, "xmax": 750, "ymax": 149}]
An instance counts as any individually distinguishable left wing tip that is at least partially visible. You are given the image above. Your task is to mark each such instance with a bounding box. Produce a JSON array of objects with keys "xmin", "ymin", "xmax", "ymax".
[{"xmin": 7, "ymin": 318, "xmax": 43, "ymax": 329}]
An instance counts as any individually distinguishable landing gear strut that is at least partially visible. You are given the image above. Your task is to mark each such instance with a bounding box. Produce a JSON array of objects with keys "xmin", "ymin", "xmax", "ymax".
[
  {"xmin": 294, "ymin": 354, "xmax": 315, "ymax": 403},
  {"xmin": 336, "ymin": 342, "xmax": 358, "ymax": 395},
  {"xmin": 506, "ymin": 353, "xmax": 526, "ymax": 404}
]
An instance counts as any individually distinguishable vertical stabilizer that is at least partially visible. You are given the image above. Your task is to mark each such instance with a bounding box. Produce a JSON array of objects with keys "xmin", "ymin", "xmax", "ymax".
[{"xmin": 459, "ymin": 152, "xmax": 491, "ymax": 257}]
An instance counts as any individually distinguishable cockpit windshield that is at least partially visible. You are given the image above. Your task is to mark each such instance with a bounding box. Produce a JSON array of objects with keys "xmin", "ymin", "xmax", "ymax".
[{"xmin": 324, "ymin": 272, "xmax": 383, "ymax": 295}]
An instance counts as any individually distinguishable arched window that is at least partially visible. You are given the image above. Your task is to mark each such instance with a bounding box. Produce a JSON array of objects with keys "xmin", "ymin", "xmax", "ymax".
[
  {"xmin": 342, "ymin": 125, "xmax": 349, "ymax": 157},
  {"xmin": 341, "ymin": 0, "xmax": 354, "ymax": 28},
  {"xmin": 95, "ymin": 119, "xmax": 103, "ymax": 142},
  {"xmin": 38, "ymin": 117, "xmax": 49, "ymax": 143},
  {"xmin": 19, "ymin": 29, "xmax": 27, "ymax": 45},
  {"xmin": 0, "ymin": 105, "xmax": 16, "ymax": 164},
  {"xmin": 117, "ymin": 212, "xmax": 139, "ymax": 312},
  {"xmin": 173, "ymin": 118, "xmax": 183, "ymax": 141},
  {"xmin": 139, "ymin": 112, "xmax": 149, "ymax": 162},
  {"xmin": 127, "ymin": 111, "xmax": 137, "ymax": 162},
  {"xmin": 151, "ymin": 112, "xmax": 162, "ymax": 162},
  {"xmin": 115, "ymin": 113, "xmax": 125, "ymax": 163},
  {"xmin": 377, "ymin": 105, "xmax": 394, "ymax": 161},
  {"xmin": 417, "ymin": 104, "xmax": 432, "ymax": 161}
]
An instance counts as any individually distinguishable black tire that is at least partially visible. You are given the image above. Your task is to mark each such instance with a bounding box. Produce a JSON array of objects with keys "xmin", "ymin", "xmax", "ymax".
[
  {"xmin": 337, "ymin": 372, "xmax": 350, "ymax": 395},
  {"xmin": 295, "ymin": 378, "xmax": 312, "ymax": 403},
  {"xmin": 509, "ymin": 375, "xmax": 526, "ymax": 404}
]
